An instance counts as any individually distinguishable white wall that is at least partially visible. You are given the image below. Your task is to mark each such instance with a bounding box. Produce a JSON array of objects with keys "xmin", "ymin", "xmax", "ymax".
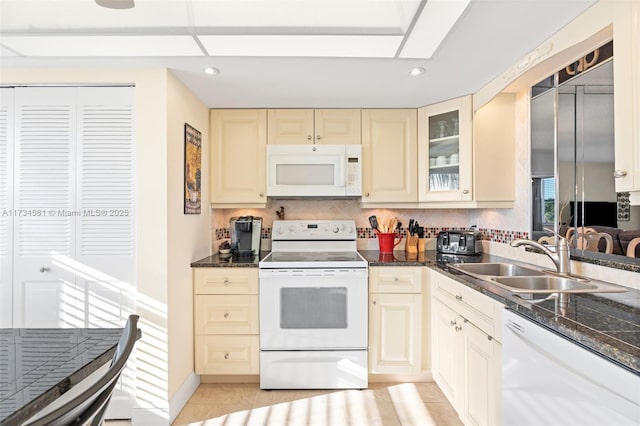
[{"xmin": 165, "ymin": 72, "xmax": 210, "ymax": 410}]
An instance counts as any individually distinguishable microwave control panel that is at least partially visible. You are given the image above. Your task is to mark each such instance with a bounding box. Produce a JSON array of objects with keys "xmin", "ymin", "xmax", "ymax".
[{"xmin": 345, "ymin": 145, "xmax": 362, "ymax": 195}]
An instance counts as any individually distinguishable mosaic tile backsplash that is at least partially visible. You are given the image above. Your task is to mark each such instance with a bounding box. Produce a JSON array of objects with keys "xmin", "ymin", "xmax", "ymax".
[{"xmin": 215, "ymin": 226, "xmax": 529, "ymax": 243}]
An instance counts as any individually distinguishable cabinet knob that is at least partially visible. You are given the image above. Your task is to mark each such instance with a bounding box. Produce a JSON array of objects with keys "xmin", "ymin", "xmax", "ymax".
[
  {"xmin": 455, "ymin": 325, "xmax": 462, "ymax": 332},
  {"xmin": 223, "ymin": 279, "xmax": 230, "ymax": 285},
  {"xmin": 462, "ymin": 189, "xmax": 469, "ymax": 194},
  {"xmin": 224, "ymin": 353, "xmax": 230, "ymax": 359},
  {"xmin": 259, "ymin": 192, "xmax": 265, "ymax": 197},
  {"xmin": 393, "ymin": 277, "xmax": 399, "ymax": 282},
  {"xmin": 450, "ymin": 320, "xmax": 457, "ymax": 326},
  {"xmin": 487, "ymin": 335, "xmax": 493, "ymax": 341},
  {"xmin": 307, "ymin": 135, "xmax": 312, "ymax": 141},
  {"xmin": 39, "ymin": 266, "xmax": 50, "ymax": 273},
  {"xmin": 316, "ymin": 135, "xmax": 321, "ymax": 141},
  {"xmin": 224, "ymin": 313, "xmax": 229, "ymax": 319},
  {"xmin": 373, "ymin": 300, "xmax": 377, "ymax": 305},
  {"xmin": 455, "ymin": 294, "xmax": 463, "ymax": 301},
  {"xmin": 614, "ymin": 170, "xmax": 627, "ymax": 178},
  {"xmin": 365, "ymin": 192, "xmax": 370, "ymax": 197}
]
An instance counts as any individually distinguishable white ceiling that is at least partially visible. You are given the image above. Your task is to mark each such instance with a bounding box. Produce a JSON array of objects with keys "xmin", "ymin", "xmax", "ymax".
[{"xmin": 0, "ymin": 0, "xmax": 598, "ymax": 108}]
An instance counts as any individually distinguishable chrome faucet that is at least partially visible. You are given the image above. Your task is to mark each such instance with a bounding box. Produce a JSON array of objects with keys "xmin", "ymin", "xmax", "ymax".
[{"xmin": 510, "ymin": 235, "xmax": 571, "ymax": 274}]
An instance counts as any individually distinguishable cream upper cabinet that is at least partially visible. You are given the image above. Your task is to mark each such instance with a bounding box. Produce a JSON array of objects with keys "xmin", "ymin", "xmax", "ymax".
[
  {"xmin": 361, "ymin": 109, "xmax": 418, "ymax": 204},
  {"xmin": 418, "ymin": 96, "xmax": 473, "ymax": 203},
  {"xmin": 368, "ymin": 267, "xmax": 423, "ymax": 375},
  {"xmin": 210, "ymin": 109, "xmax": 267, "ymax": 206},
  {"xmin": 418, "ymin": 94, "xmax": 515, "ymax": 208},
  {"xmin": 613, "ymin": 1, "xmax": 640, "ymax": 192},
  {"xmin": 267, "ymin": 109, "xmax": 361, "ymax": 144}
]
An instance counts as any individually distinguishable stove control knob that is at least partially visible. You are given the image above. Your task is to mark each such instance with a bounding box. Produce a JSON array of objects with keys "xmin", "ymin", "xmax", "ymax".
[
  {"xmin": 277, "ymin": 226, "xmax": 284, "ymax": 235},
  {"xmin": 289, "ymin": 224, "xmax": 295, "ymax": 232},
  {"xmin": 341, "ymin": 224, "xmax": 346, "ymax": 231},
  {"xmin": 332, "ymin": 225, "xmax": 340, "ymax": 233},
  {"xmin": 348, "ymin": 226, "xmax": 354, "ymax": 233}
]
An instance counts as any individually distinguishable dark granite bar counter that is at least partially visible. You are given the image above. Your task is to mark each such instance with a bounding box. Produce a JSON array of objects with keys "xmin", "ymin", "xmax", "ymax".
[{"xmin": 0, "ymin": 328, "xmax": 123, "ymax": 426}]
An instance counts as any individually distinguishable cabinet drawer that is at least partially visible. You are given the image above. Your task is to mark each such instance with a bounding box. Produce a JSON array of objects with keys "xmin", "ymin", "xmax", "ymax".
[
  {"xmin": 194, "ymin": 268, "xmax": 258, "ymax": 295},
  {"xmin": 195, "ymin": 295, "xmax": 259, "ymax": 335},
  {"xmin": 369, "ymin": 267, "xmax": 423, "ymax": 293},
  {"xmin": 195, "ymin": 335, "xmax": 259, "ymax": 375},
  {"xmin": 431, "ymin": 269, "xmax": 502, "ymax": 339}
]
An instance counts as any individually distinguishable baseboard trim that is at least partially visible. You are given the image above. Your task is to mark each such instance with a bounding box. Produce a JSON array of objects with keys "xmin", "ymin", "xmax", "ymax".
[
  {"xmin": 169, "ymin": 372, "xmax": 200, "ymax": 423},
  {"xmin": 131, "ymin": 406, "xmax": 170, "ymax": 426},
  {"xmin": 368, "ymin": 371, "xmax": 433, "ymax": 383}
]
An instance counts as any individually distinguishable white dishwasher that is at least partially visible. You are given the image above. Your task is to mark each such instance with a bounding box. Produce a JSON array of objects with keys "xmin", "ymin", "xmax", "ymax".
[{"xmin": 502, "ymin": 309, "xmax": 640, "ymax": 426}]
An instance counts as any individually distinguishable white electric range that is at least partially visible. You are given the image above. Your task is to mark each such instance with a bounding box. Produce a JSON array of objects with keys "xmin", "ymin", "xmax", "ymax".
[{"xmin": 258, "ymin": 220, "xmax": 368, "ymax": 389}]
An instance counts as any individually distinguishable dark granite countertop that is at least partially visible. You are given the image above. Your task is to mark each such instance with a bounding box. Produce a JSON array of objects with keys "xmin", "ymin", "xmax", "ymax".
[
  {"xmin": 0, "ymin": 328, "xmax": 123, "ymax": 426},
  {"xmin": 190, "ymin": 249, "xmax": 640, "ymax": 375},
  {"xmin": 190, "ymin": 251, "xmax": 269, "ymax": 268}
]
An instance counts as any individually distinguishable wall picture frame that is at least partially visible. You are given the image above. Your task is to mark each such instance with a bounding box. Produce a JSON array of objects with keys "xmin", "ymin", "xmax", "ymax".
[{"xmin": 184, "ymin": 123, "xmax": 202, "ymax": 214}]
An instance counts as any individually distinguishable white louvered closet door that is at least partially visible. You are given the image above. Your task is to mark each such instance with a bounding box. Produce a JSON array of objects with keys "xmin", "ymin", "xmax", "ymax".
[
  {"xmin": 0, "ymin": 89, "xmax": 14, "ymax": 327},
  {"xmin": 13, "ymin": 88, "xmax": 80, "ymax": 328},
  {"xmin": 76, "ymin": 87, "xmax": 135, "ymax": 328}
]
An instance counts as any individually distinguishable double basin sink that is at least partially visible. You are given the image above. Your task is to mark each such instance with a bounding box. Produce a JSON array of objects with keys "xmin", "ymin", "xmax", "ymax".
[{"xmin": 448, "ymin": 262, "xmax": 626, "ymax": 295}]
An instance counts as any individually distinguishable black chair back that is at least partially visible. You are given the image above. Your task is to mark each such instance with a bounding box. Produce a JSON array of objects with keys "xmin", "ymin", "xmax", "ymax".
[{"xmin": 25, "ymin": 314, "xmax": 140, "ymax": 426}]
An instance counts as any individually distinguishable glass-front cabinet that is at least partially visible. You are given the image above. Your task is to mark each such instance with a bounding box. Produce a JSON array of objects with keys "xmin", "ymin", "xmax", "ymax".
[{"xmin": 418, "ymin": 96, "xmax": 473, "ymax": 202}]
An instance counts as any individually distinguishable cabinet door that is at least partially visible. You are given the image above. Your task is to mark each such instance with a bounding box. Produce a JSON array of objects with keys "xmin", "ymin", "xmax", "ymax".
[
  {"xmin": 431, "ymin": 297, "xmax": 463, "ymax": 411},
  {"xmin": 462, "ymin": 322, "xmax": 501, "ymax": 426},
  {"xmin": 267, "ymin": 109, "xmax": 314, "ymax": 144},
  {"xmin": 210, "ymin": 109, "xmax": 267, "ymax": 204},
  {"xmin": 369, "ymin": 266, "xmax": 422, "ymax": 293},
  {"xmin": 195, "ymin": 335, "xmax": 259, "ymax": 375},
  {"xmin": 369, "ymin": 293, "xmax": 421, "ymax": 374},
  {"xmin": 361, "ymin": 109, "xmax": 418, "ymax": 203},
  {"xmin": 314, "ymin": 109, "xmax": 361, "ymax": 144},
  {"xmin": 613, "ymin": 1, "xmax": 640, "ymax": 192},
  {"xmin": 418, "ymin": 96, "xmax": 472, "ymax": 202},
  {"xmin": 195, "ymin": 294, "xmax": 259, "ymax": 335}
]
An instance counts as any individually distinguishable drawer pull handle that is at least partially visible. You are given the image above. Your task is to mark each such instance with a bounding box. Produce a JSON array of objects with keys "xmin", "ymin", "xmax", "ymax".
[
  {"xmin": 455, "ymin": 294, "xmax": 463, "ymax": 301},
  {"xmin": 455, "ymin": 325, "xmax": 462, "ymax": 332},
  {"xmin": 450, "ymin": 320, "xmax": 457, "ymax": 326},
  {"xmin": 39, "ymin": 267, "xmax": 50, "ymax": 273},
  {"xmin": 224, "ymin": 353, "xmax": 230, "ymax": 359},
  {"xmin": 224, "ymin": 279, "xmax": 230, "ymax": 285},
  {"xmin": 224, "ymin": 313, "xmax": 229, "ymax": 319}
]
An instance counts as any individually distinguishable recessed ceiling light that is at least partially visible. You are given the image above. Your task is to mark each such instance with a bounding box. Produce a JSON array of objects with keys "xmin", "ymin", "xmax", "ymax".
[
  {"xmin": 408, "ymin": 67, "xmax": 425, "ymax": 76},
  {"xmin": 95, "ymin": 0, "xmax": 135, "ymax": 9},
  {"xmin": 203, "ymin": 67, "xmax": 220, "ymax": 76}
]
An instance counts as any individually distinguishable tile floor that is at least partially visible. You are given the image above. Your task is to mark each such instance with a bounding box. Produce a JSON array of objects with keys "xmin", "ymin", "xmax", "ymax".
[{"xmin": 172, "ymin": 382, "xmax": 463, "ymax": 426}]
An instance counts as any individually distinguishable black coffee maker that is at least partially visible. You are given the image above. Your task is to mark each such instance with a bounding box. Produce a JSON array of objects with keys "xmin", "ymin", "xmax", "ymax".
[{"xmin": 230, "ymin": 216, "xmax": 262, "ymax": 256}]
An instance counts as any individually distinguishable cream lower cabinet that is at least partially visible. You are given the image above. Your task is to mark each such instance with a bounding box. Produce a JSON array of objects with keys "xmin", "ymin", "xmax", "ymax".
[
  {"xmin": 430, "ymin": 269, "xmax": 502, "ymax": 426},
  {"xmin": 210, "ymin": 109, "xmax": 267, "ymax": 206},
  {"xmin": 361, "ymin": 109, "xmax": 418, "ymax": 205},
  {"xmin": 368, "ymin": 267, "xmax": 423, "ymax": 374},
  {"xmin": 194, "ymin": 268, "xmax": 260, "ymax": 375}
]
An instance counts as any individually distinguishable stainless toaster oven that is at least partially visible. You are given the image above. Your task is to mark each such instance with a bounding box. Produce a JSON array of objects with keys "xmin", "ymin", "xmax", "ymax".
[{"xmin": 436, "ymin": 230, "xmax": 482, "ymax": 255}]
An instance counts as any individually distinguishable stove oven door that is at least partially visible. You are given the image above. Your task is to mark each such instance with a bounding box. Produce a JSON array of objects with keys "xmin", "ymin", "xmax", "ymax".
[{"xmin": 259, "ymin": 268, "xmax": 368, "ymax": 350}]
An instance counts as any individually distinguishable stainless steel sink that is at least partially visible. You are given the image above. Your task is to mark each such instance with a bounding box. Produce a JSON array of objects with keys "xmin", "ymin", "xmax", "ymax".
[
  {"xmin": 450, "ymin": 262, "xmax": 542, "ymax": 277},
  {"xmin": 491, "ymin": 276, "xmax": 598, "ymax": 293},
  {"xmin": 448, "ymin": 262, "xmax": 627, "ymax": 295}
]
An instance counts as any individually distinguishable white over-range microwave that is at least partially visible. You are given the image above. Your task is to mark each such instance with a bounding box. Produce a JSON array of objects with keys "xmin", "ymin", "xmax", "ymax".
[{"xmin": 266, "ymin": 144, "xmax": 362, "ymax": 197}]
